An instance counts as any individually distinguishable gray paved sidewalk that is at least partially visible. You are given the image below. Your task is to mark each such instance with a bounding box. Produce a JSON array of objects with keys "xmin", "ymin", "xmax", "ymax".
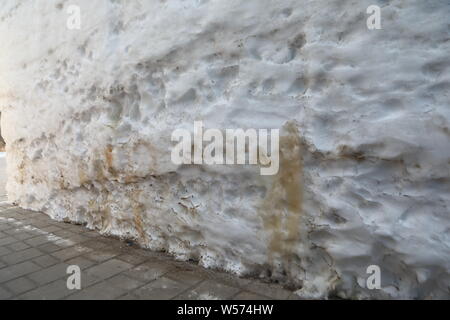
[{"xmin": 0, "ymin": 159, "xmax": 298, "ymax": 300}]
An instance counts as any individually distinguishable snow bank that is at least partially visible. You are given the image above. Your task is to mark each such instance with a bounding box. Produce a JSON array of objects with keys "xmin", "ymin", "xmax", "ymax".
[{"xmin": 0, "ymin": 0, "xmax": 449, "ymax": 298}]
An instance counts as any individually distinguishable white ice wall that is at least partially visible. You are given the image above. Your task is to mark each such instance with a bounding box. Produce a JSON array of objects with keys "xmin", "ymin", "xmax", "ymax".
[{"xmin": 0, "ymin": 0, "xmax": 449, "ymax": 298}]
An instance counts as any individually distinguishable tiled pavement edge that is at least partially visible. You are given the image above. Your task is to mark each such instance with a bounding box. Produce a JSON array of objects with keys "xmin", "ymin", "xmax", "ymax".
[{"xmin": 0, "ymin": 202, "xmax": 300, "ymax": 300}]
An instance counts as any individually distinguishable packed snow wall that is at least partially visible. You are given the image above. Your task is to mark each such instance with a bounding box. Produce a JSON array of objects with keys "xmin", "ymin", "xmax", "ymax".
[
  {"xmin": 0, "ymin": 112, "xmax": 5, "ymax": 151},
  {"xmin": 0, "ymin": 0, "xmax": 449, "ymax": 299}
]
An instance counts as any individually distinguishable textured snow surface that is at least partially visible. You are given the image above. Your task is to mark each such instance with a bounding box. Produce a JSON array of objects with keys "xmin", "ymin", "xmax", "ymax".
[
  {"xmin": 0, "ymin": 0, "xmax": 449, "ymax": 298},
  {"xmin": 0, "ymin": 113, "xmax": 4, "ymax": 151}
]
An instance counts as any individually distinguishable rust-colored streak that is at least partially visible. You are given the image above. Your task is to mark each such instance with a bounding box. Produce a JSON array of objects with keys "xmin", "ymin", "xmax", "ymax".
[
  {"xmin": 105, "ymin": 144, "xmax": 118, "ymax": 176},
  {"xmin": 129, "ymin": 189, "xmax": 148, "ymax": 244},
  {"xmin": 262, "ymin": 122, "xmax": 304, "ymax": 276}
]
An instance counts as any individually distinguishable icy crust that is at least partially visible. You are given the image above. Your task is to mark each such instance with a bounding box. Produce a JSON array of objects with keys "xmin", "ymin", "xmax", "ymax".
[{"xmin": 0, "ymin": 0, "xmax": 450, "ymax": 298}]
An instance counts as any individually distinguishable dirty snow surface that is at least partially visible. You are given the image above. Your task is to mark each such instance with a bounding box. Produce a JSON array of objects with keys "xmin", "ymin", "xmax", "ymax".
[{"xmin": 0, "ymin": 0, "xmax": 449, "ymax": 299}]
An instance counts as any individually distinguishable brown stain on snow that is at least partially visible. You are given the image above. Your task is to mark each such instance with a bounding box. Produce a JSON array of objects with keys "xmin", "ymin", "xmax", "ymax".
[
  {"xmin": 78, "ymin": 166, "xmax": 88, "ymax": 185},
  {"xmin": 100, "ymin": 205, "xmax": 112, "ymax": 233},
  {"xmin": 133, "ymin": 202, "xmax": 147, "ymax": 243},
  {"xmin": 17, "ymin": 160, "xmax": 26, "ymax": 185},
  {"xmin": 95, "ymin": 161, "xmax": 105, "ymax": 181},
  {"xmin": 127, "ymin": 189, "xmax": 148, "ymax": 244},
  {"xmin": 262, "ymin": 122, "xmax": 304, "ymax": 275},
  {"xmin": 105, "ymin": 144, "xmax": 118, "ymax": 177},
  {"xmin": 87, "ymin": 194, "xmax": 112, "ymax": 234}
]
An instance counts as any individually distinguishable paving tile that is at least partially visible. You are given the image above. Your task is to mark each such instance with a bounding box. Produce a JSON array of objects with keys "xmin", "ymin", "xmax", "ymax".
[
  {"xmin": 116, "ymin": 252, "xmax": 148, "ymax": 266},
  {"xmin": 0, "ymin": 224, "xmax": 13, "ymax": 232},
  {"xmin": 245, "ymin": 281, "xmax": 292, "ymax": 300},
  {"xmin": 165, "ymin": 269, "xmax": 205, "ymax": 286},
  {"xmin": 5, "ymin": 215, "xmax": 24, "ymax": 221},
  {"xmin": 1, "ymin": 248, "xmax": 44, "ymax": 265},
  {"xmin": 233, "ymin": 291, "xmax": 270, "ymax": 300},
  {"xmin": 81, "ymin": 239, "xmax": 110, "ymax": 250},
  {"xmin": 4, "ymin": 228, "xmax": 25, "ymax": 236},
  {"xmin": 64, "ymin": 234, "xmax": 90, "ymax": 244},
  {"xmin": 53, "ymin": 239, "xmax": 76, "ymax": 248},
  {"xmin": 0, "ymin": 209, "xmax": 16, "ymax": 216},
  {"xmin": 37, "ymin": 243, "xmax": 64, "ymax": 254},
  {"xmin": 63, "ymin": 225, "xmax": 86, "ymax": 234},
  {"xmin": 17, "ymin": 280, "xmax": 73, "ymax": 300},
  {"xmin": 66, "ymin": 281, "xmax": 127, "ymax": 300},
  {"xmin": 98, "ymin": 237, "xmax": 123, "ymax": 247},
  {"xmin": 4, "ymin": 277, "xmax": 37, "ymax": 295},
  {"xmin": 176, "ymin": 280, "xmax": 240, "ymax": 300},
  {"xmin": 80, "ymin": 272, "xmax": 103, "ymax": 288},
  {"xmin": 11, "ymin": 231, "xmax": 39, "ymax": 241},
  {"xmin": 0, "ymin": 211, "xmax": 14, "ymax": 218},
  {"xmin": 117, "ymin": 293, "xmax": 139, "ymax": 300},
  {"xmin": 14, "ymin": 208, "xmax": 36, "ymax": 216},
  {"xmin": 28, "ymin": 213, "xmax": 50, "ymax": 220},
  {"xmin": 83, "ymin": 231, "xmax": 102, "ymax": 238},
  {"xmin": 52, "ymin": 245, "xmax": 92, "ymax": 261},
  {"xmin": 65, "ymin": 256, "xmax": 97, "ymax": 270},
  {"xmin": 25, "ymin": 235, "xmax": 54, "ymax": 247},
  {"xmin": 123, "ymin": 261, "xmax": 170, "ymax": 282},
  {"xmin": 85, "ymin": 259, "xmax": 132, "ymax": 281},
  {"xmin": 52, "ymin": 230, "xmax": 77, "ymax": 238},
  {"xmin": 0, "ymin": 236, "xmax": 18, "ymax": 246},
  {"xmin": 58, "ymin": 222, "xmax": 81, "ymax": 230},
  {"xmin": 28, "ymin": 220, "xmax": 52, "ymax": 228},
  {"xmin": 0, "ymin": 261, "xmax": 42, "ymax": 283},
  {"xmin": 0, "ymin": 203, "xmax": 13, "ymax": 210},
  {"xmin": 32, "ymin": 255, "xmax": 60, "ymax": 268},
  {"xmin": 104, "ymin": 274, "xmax": 144, "ymax": 291},
  {"xmin": 132, "ymin": 277, "xmax": 190, "ymax": 300},
  {"xmin": 0, "ymin": 204, "xmax": 296, "ymax": 300},
  {"xmin": 28, "ymin": 263, "xmax": 69, "ymax": 285},
  {"xmin": 39, "ymin": 225, "xmax": 62, "ymax": 233},
  {"xmin": 0, "ymin": 246, "xmax": 12, "ymax": 257},
  {"xmin": 7, "ymin": 241, "xmax": 31, "ymax": 252},
  {"xmin": 0, "ymin": 286, "xmax": 13, "ymax": 299},
  {"xmin": 84, "ymin": 249, "xmax": 118, "ymax": 263}
]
